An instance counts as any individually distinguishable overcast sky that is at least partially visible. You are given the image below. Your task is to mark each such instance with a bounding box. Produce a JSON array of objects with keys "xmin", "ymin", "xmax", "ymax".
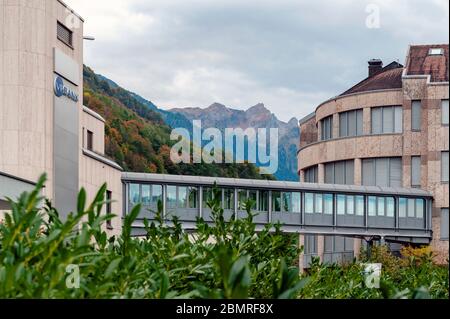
[{"xmin": 66, "ymin": 0, "xmax": 449, "ymax": 122}]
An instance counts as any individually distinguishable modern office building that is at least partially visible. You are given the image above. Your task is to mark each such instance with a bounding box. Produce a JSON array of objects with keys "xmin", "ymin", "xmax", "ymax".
[
  {"xmin": 297, "ymin": 45, "xmax": 449, "ymax": 264},
  {"xmin": 0, "ymin": 0, "xmax": 122, "ymax": 234}
]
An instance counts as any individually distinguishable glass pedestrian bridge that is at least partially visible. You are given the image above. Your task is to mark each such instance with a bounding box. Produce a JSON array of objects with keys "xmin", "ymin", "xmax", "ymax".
[{"xmin": 122, "ymin": 173, "xmax": 433, "ymax": 244}]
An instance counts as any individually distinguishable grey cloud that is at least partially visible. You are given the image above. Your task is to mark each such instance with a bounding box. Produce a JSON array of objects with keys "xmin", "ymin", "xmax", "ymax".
[{"xmin": 69, "ymin": 0, "xmax": 448, "ymax": 121}]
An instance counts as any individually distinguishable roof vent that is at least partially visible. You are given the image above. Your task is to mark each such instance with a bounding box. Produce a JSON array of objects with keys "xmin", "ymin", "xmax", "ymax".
[
  {"xmin": 368, "ymin": 59, "xmax": 383, "ymax": 77},
  {"xmin": 428, "ymin": 48, "xmax": 444, "ymax": 55}
]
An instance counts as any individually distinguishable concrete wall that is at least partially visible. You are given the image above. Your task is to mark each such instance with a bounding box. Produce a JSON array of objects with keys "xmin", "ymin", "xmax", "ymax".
[{"xmin": 0, "ymin": 0, "xmax": 84, "ymax": 203}]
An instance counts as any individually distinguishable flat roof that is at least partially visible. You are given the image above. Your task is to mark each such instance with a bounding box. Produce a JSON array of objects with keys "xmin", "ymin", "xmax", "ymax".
[
  {"xmin": 57, "ymin": 0, "xmax": 85, "ymax": 22},
  {"xmin": 121, "ymin": 172, "xmax": 432, "ymax": 198}
]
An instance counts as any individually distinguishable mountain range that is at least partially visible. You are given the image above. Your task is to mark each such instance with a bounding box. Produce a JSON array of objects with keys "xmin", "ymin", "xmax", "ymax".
[{"xmin": 94, "ymin": 69, "xmax": 299, "ymax": 181}]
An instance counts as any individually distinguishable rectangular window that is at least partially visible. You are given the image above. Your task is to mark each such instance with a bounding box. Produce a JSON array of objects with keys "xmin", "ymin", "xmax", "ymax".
[
  {"xmin": 106, "ymin": 190, "xmax": 112, "ymax": 229},
  {"xmin": 383, "ymin": 106, "xmax": 394, "ymax": 133},
  {"xmin": 399, "ymin": 198, "xmax": 407, "ymax": 217},
  {"xmin": 441, "ymin": 208, "xmax": 449, "ymax": 240},
  {"xmin": 394, "ymin": 106, "xmax": 403, "ymax": 133},
  {"xmin": 355, "ymin": 196, "xmax": 364, "ymax": 216},
  {"xmin": 283, "ymin": 192, "xmax": 292, "ymax": 212},
  {"xmin": 442, "ymin": 100, "xmax": 449, "ymax": 125},
  {"xmin": 337, "ymin": 195, "xmax": 346, "ymax": 215},
  {"xmin": 224, "ymin": 188, "xmax": 234, "ymax": 210},
  {"xmin": 292, "ymin": 192, "xmax": 301, "ymax": 213},
  {"xmin": 166, "ymin": 186, "xmax": 177, "ymax": 208},
  {"xmin": 411, "ymin": 156, "xmax": 421, "ymax": 187},
  {"xmin": 346, "ymin": 195, "xmax": 354, "ymax": 215},
  {"xmin": 368, "ymin": 196, "xmax": 376, "ymax": 216},
  {"xmin": 304, "ymin": 165, "xmax": 318, "ymax": 183},
  {"xmin": 272, "ymin": 191, "xmax": 281, "ymax": 212},
  {"xmin": 371, "ymin": 106, "xmax": 403, "ymax": 134},
  {"xmin": 259, "ymin": 191, "xmax": 269, "ymax": 211},
  {"xmin": 442, "ymin": 151, "xmax": 449, "ymax": 183},
  {"xmin": 377, "ymin": 197, "xmax": 385, "ymax": 216},
  {"xmin": 305, "ymin": 235, "xmax": 317, "ymax": 254},
  {"xmin": 187, "ymin": 187, "xmax": 198, "ymax": 209},
  {"xmin": 362, "ymin": 157, "xmax": 402, "ymax": 187},
  {"xmin": 238, "ymin": 189, "xmax": 247, "ymax": 210},
  {"xmin": 411, "ymin": 100, "xmax": 422, "ymax": 131},
  {"xmin": 386, "ymin": 197, "xmax": 395, "ymax": 217},
  {"xmin": 57, "ymin": 21, "xmax": 73, "ymax": 47},
  {"xmin": 407, "ymin": 198, "xmax": 415, "ymax": 217},
  {"xmin": 315, "ymin": 194, "xmax": 323, "ymax": 214},
  {"xmin": 324, "ymin": 160, "xmax": 354, "ymax": 185},
  {"xmin": 324, "ymin": 194, "xmax": 333, "ymax": 215},
  {"xmin": 87, "ymin": 130, "xmax": 93, "ymax": 151},
  {"xmin": 415, "ymin": 199, "xmax": 424, "ymax": 219},
  {"xmin": 371, "ymin": 107, "xmax": 382, "ymax": 134},
  {"xmin": 152, "ymin": 185, "xmax": 162, "ymax": 204},
  {"xmin": 339, "ymin": 112, "xmax": 347, "ymax": 137},
  {"xmin": 141, "ymin": 185, "xmax": 151, "ymax": 205},
  {"xmin": 320, "ymin": 115, "xmax": 333, "ymax": 141},
  {"xmin": 129, "ymin": 184, "xmax": 140, "ymax": 205},
  {"xmin": 178, "ymin": 186, "xmax": 188, "ymax": 208},
  {"xmin": 390, "ymin": 157, "xmax": 402, "ymax": 187},
  {"xmin": 202, "ymin": 187, "xmax": 214, "ymax": 208},
  {"xmin": 304, "ymin": 193, "xmax": 314, "ymax": 214}
]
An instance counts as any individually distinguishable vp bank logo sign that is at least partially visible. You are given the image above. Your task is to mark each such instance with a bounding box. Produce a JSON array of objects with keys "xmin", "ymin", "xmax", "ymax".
[{"xmin": 54, "ymin": 76, "xmax": 79, "ymax": 102}]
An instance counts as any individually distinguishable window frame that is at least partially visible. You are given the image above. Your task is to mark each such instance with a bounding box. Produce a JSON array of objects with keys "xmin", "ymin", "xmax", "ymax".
[
  {"xmin": 411, "ymin": 156, "xmax": 421, "ymax": 188},
  {"xmin": 441, "ymin": 100, "xmax": 449, "ymax": 126},
  {"xmin": 411, "ymin": 100, "xmax": 422, "ymax": 132},
  {"xmin": 442, "ymin": 151, "xmax": 449, "ymax": 183}
]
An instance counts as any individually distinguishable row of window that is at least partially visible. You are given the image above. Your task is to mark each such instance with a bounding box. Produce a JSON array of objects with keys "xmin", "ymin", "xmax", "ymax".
[
  {"xmin": 128, "ymin": 183, "xmax": 425, "ymax": 219},
  {"xmin": 304, "ymin": 152, "xmax": 449, "ymax": 188},
  {"xmin": 319, "ymin": 99, "xmax": 448, "ymax": 141}
]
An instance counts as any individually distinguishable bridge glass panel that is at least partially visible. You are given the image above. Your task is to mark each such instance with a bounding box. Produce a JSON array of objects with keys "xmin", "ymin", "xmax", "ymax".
[
  {"xmin": 416, "ymin": 199, "xmax": 424, "ymax": 218},
  {"xmin": 356, "ymin": 196, "xmax": 364, "ymax": 216},
  {"xmin": 304, "ymin": 193, "xmax": 314, "ymax": 214},
  {"xmin": 346, "ymin": 195, "xmax": 354, "ymax": 215},
  {"xmin": 260, "ymin": 191, "xmax": 269, "ymax": 212},
  {"xmin": 141, "ymin": 184, "xmax": 151, "ymax": 205},
  {"xmin": 187, "ymin": 187, "xmax": 198, "ymax": 208},
  {"xmin": 283, "ymin": 192, "xmax": 292, "ymax": 212},
  {"xmin": 202, "ymin": 187, "xmax": 214, "ymax": 208},
  {"xmin": 324, "ymin": 194, "xmax": 333, "ymax": 215},
  {"xmin": 152, "ymin": 185, "xmax": 162, "ymax": 203},
  {"xmin": 178, "ymin": 186, "xmax": 188, "ymax": 208},
  {"xmin": 224, "ymin": 188, "xmax": 234, "ymax": 210},
  {"xmin": 167, "ymin": 185, "xmax": 177, "ymax": 208},
  {"xmin": 386, "ymin": 197, "xmax": 395, "ymax": 217},
  {"xmin": 272, "ymin": 191, "xmax": 281, "ymax": 212},
  {"xmin": 407, "ymin": 198, "xmax": 415, "ymax": 217},
  {"xmin": 399, "ymin": 198, "xmax": 407, "ymax": 217},
  {"xmin": 292, "ymin": 192, "xmax": 301, "ymax": 213},
  {"xmin": 249, "ymin": 190, "xmax": 258, "ymax": 210},
  {"xmin": 377, "ymin": 197, "xmax": 385, "ymax": 216},
  {"xmin": 315, "ymin": 194, "xmax": 323, "ymax": 214},
  {"xmin": 368, "ymin": 196, "xmax": 376, "ymax": 216},
  {"xmin": 238, "ymin": 189, "xmax": 247, "ymax": 210},
  {"xmin": 129, "ymin": 184, "xmax": 140, "ymax": 205},
  {"xmin": 337, "ymin": 195, "xmax": 345, "ymax": 215}
]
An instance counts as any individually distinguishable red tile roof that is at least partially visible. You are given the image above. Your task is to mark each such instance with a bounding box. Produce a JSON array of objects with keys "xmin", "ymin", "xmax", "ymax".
[
  {"xmin": 405, "ymin": 44, "xmax": 449, "ymax": 82},
  {"xmin": 340, "ymin": 62, "xmax": 403, "ymax": 96}
]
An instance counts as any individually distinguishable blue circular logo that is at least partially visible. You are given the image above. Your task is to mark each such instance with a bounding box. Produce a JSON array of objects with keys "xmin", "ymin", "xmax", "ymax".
[{"xmin": 54, "ymin": 76, "xmax": 64, "ymax": 97}]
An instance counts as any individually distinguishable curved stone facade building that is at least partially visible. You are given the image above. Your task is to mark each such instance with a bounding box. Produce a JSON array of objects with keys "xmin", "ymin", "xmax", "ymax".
[{"xmin": 298, "ymin": 45, "xmax": 449, "ymax": 264}]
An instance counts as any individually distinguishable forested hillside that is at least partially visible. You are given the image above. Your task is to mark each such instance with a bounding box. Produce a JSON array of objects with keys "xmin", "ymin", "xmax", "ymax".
[{"xmin": 83, "ymin": 66, "xmax": 273, "ymax": 180}]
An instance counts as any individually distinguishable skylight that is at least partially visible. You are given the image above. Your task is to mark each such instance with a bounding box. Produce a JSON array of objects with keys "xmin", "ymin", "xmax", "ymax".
[{"xmin": 429, "ymin": 48, "xmax": 444, "ymax": 55}]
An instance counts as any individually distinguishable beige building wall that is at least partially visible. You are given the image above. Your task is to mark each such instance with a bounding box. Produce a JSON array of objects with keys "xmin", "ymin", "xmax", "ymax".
[
  {"xmin": 298, "ymin": 71, "xmax": 449, "ymax": 264},
  {"xmin": 79, "ymin": 107, "xmax": 123, "ymax": 236},
  {"xmin": 0, "ymin": 0, "xmax": 84, "ymax": 201}
]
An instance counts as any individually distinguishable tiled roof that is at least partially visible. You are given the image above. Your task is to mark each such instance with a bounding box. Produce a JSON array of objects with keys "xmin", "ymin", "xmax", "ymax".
[
  {"xmin": 405, "ymin": 44, "xmax": 449, "ymax": 82},
  {"xmin": 340, "ymin": 62, "xmax": 403, "ymax": 96}
]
